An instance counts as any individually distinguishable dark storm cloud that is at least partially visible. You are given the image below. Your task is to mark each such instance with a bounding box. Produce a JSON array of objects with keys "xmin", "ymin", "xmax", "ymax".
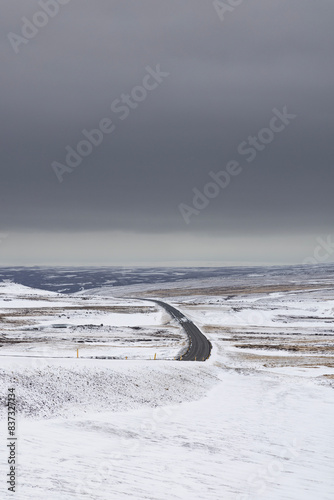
[{"xmin": 1, "ymin": 0, "xmax": 334, "ymax": 245}]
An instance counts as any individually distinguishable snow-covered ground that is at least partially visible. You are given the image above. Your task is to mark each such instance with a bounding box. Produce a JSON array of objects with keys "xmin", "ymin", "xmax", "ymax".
[
  {"xmin": 0, "ymin": 281, "xmax": 187, "ymax": 361},
  {"xmin": 1, "ymin": 277, "xmax": 334, "ymax": 499},
  {"xmin": 169, "ymin": 287, "xmax": 334, "ymax": 380}
]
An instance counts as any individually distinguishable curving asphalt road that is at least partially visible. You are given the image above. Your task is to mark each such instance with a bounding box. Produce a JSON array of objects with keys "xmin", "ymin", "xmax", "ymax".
[{"xmin": 137, "ymin": 298, "xmax": 212, "ymax": 361}]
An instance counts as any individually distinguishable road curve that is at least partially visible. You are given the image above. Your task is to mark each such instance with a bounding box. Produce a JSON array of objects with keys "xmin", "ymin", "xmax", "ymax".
[{"xmin": 137, "ymin": 298, "xmax": 212, "ymax": 361}]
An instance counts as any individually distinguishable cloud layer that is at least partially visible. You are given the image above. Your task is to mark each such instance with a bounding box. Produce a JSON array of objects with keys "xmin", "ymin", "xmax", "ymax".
[{"xmin": 1, "ymin": 1, "xmax": 333, "ymax": 264}]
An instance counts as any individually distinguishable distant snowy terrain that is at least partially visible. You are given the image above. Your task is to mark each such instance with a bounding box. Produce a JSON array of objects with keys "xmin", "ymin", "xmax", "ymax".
[
  {"xmin": 1, "ymin": 271, "xmax": 334, "ymax": 499},
  {"xmin": 0, "ymin": 281, "xmax": 187, "ymax": 362}
]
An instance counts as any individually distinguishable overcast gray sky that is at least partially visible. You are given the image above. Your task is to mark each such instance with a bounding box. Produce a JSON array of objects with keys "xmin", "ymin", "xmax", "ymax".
[{"xmin": 1, "ymin": 0, "xmax": 333, "ymax": 266}]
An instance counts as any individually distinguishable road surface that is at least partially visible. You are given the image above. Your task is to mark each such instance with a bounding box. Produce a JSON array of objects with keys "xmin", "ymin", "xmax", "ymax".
[{"xmin": 138, "ymin": 298, "xmax": 212, "ymax": 361}]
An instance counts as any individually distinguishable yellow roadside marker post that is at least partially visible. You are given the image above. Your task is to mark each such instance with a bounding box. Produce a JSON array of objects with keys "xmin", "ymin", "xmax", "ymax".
[
  {"xmin": 154, "ymin": 353, "xmax": 157, "ymax": 360},
  {"xmin": 77, "ymin": 349, "xmax": 79, "ymax": 358}
]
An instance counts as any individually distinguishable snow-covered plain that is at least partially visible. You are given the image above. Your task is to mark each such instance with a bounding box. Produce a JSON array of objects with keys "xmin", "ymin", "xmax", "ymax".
[
  {"xmin": 1, "ymin": 274, "xmax": 334, "ymax": 499},
  {"xmin": 0, "ymin": 282, "xmax": 187, "ymax": 362}
]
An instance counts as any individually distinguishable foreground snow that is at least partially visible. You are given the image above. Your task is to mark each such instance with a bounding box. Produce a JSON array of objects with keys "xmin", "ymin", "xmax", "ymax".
[
  {"xmin": 0, "ymin": 279, "xmax": 334, "ymax": 499},
  {"xmin": 1, "ymin": 365, "xmax": 333, "ymax": 500}
]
